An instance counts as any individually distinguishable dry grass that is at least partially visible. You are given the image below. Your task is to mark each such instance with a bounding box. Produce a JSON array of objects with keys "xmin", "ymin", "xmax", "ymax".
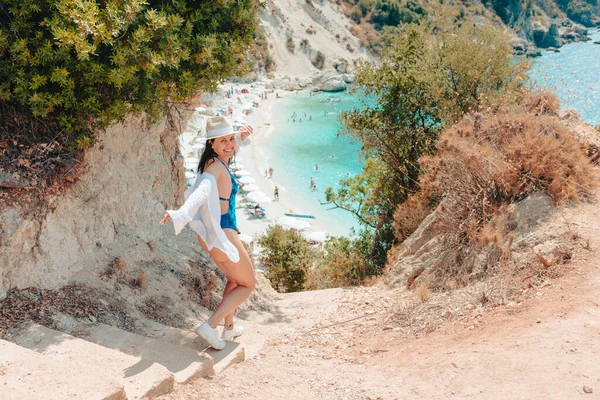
[
  {"xmin": 128, "ymin": 270, "xmax": 148, "ymax": 289},
  {"xmin": 182, "ymin": 265, "xmax": 220, "ymax": 311},
  {"xmin": 104, "ymin": 258, "xmax": 128, "ymax": 283},
  {"xmin": 383, "ymin": 275, "xmax": 517, "ymax": 337},
  {"xmin": 393, "ymin": 193, "xmax": 432, "ymax": 243},
  {"xmin": 417, "ymin": 108, "xmax": 597, "ymax": 290},
  {"xmin": 521, "ymin": 90, "xmax": 560, "ymax": 116},
  {"xmin": 136, "ymin": 295, "xmax": 184, "ymax": 328},
  {"xmin": 415, "ymin": 283, "xmax": 432, "ymax": 303}
]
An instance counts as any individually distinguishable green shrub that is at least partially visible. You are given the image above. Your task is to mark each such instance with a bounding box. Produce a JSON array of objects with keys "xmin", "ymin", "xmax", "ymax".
[
  {"xmin": 350, "ymin": 5, "xmax": 363, "ymax": 22},
  {"xmin": 566, "ymin": 0, "xmax": 594, "ymax": 26},
  {"xmin": 328, "ymin": 16, "xmax": 527, "ymax": 271},
  {"xmin": 286, "ymin": 35, "xmax": 296, "ymax": 53},
  {"xmin": 358, "ymin": 0, "xmax": 375, "ymax": 15},
  {"xmin": 306, "ymin": 231, "xmax": 380, "ymax": 290},
  {"xmin": 312, "ymin": 50, "xmax": 326, "ymax": 69},
  {"xmin": 1, "ymin": 0, "xmax": 260, "ymax": 186},
  {"xmin": 257, "ymin": 225, "xmax": 320, "ymax": 293}
]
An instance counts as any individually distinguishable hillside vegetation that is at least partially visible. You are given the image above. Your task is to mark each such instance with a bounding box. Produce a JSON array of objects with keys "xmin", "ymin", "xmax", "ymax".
[
  {"xmin": 0, "ymin": 0, "xmax": 260, "ymax": 195},
  {"xmin": 337, "ymin": 0, "xmax": 599, "ymax": 55},
  {"xmin": 258, "ymin": 8, "xmax": 598, "ymax": 300}
]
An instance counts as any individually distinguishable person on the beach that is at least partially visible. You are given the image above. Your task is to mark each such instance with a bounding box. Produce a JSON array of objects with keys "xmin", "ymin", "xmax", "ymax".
[
  {"xmin": 274, "ymin": 186, "xmax": 279, "ymax": 201},
  {"xmin": 310, "ymin": 178, "xmax": 315, "ymax": 190},
  {"xmin": 268, "ymin": 167, "xmax": 274, "ymax": 179},
  {"xmin": 315, "ymin": 163, "xmax": 319, "ymax": 172},
  {"xmin": 160, "ymin": 116, "xmax": 254, "ymax": 350}
]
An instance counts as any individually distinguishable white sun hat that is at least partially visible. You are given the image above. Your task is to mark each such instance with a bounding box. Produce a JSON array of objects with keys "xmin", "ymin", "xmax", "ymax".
[{"xmin": 205, "ymin": 116, "xmax": 239, "ymax": 140}]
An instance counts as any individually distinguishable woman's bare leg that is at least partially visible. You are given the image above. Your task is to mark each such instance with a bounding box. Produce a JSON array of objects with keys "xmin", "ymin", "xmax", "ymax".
[
  {"xmin": 221, "ymin": 280, "xmax": 238, "ymax": 328},
  {"xmin": 198, "ymin": 235, "xmax": 240, "ymax": 327},
  {"xmin": 206, "ymin": 230, "xmax": 255, "ymax": 328}
]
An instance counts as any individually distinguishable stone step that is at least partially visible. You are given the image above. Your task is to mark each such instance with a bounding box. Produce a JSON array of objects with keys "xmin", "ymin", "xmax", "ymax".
[
  {"xmin": 75, "ymin": 323, "xmax": 214, "ymax": 383},
  {"xmin": 0, "ymin": 339, "xmax": 126, "ymax": 400},
  {"xmin": 138, "ymin": 319, "xmax": 245, "ymax": 374},
  {"xmin": 10, "ymin": 323, "xmax": 174, "ymax": 399}
]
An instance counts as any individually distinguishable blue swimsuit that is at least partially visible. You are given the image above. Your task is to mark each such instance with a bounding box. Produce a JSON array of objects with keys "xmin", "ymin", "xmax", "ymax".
[{"xmin": 216, "ymin": 158, "xmax": 238, "ymax": 231}]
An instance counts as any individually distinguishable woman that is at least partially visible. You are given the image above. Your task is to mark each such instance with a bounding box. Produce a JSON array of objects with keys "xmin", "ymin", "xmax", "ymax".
[{"xmin": 160, "ymin": 116, "xmax": 254, "ymax": 350}]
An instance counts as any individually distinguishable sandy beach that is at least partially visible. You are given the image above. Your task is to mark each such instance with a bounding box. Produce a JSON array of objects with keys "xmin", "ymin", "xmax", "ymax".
[
  {"xmin": 181, "ymin": 82, "xmax": 344, "ymax": 246},
  {"xmin": 233, "ymin": 88, "xmax": 344, "ymax": 239}
]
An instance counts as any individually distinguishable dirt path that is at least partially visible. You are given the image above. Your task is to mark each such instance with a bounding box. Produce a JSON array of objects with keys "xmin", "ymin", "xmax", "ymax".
[{"xmin": 161, "ymin": 202, "xmax": 600, "ymax": 400}]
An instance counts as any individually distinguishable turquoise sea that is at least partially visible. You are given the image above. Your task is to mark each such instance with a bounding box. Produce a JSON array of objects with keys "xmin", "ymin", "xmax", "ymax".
[
  {"xmin": 529, "ymin": 28, "xmax": 600, "ymax": 126},
  {"xmin": 264, "ymin": 91, "xmax": 367, "ymax": 234},
  {"xmin": 265, "ymin": 30, "xmax": 600, "ymax": 235}
]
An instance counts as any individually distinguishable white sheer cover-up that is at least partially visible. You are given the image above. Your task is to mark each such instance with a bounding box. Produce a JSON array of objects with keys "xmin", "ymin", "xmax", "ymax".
[{"xmin": 166, "ymin": 133, "xmax": 250, "ymax": 263}]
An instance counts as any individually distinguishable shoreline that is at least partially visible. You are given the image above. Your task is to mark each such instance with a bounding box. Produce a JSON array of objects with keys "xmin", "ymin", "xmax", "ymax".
[{"xmin": 196, "ymin": 83, "xmax": 346, "ymax": 241}]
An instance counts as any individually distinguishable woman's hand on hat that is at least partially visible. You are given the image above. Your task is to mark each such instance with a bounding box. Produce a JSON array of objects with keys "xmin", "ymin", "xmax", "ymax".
[
  {"xmin": 240, "ymin": 125, "xmax": 253, "ymax": 141},
  {"xmin": 160, "ymin": 212, "xmax": 172, "ymax": 226}
]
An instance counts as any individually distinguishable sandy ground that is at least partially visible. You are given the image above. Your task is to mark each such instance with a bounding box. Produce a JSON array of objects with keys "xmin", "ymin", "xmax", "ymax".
[{"xmin": 159, "ymin": 195, "xmax": 600, "ymax": 400}]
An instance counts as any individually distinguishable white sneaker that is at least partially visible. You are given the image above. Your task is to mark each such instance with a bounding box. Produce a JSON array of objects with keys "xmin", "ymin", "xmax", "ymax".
[
  {"xmin": 196, "ymin": 322, "xmax": 226, "ymax": 350},
  {"xmin": 221, "ymin": 325, "xmax": 244, "ymax": 341}
]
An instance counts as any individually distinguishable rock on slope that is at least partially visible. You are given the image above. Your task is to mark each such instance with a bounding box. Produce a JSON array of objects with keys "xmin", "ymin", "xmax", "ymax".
[
  {"xmin": 386, "ymin": 109, "xmax": 600, "ymax": 290},
  {"xmin": 0, "ymin": 106, "xmax": 275, "ymax": 332},
  {"xmin": 257, "ymin": 0, "xmax": 369, "ymax": 78}
]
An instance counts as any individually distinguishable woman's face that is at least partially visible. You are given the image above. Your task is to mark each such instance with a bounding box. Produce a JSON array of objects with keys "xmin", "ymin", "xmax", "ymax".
[{"xmin": 211, "ymin": 134, "xmax": 236, "ymax": 160}]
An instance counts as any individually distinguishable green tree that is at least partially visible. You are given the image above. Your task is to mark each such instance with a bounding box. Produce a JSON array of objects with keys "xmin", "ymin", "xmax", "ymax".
[
  {"xmin": 257, "ymin": 225, "xmax": 320, "ymax": 293},
  {"xmin": 327, "ymin": 25, "xmax": 441, "ymax": 269},
  {"xmin": 1, "ymin": 0, "xmax": 260, "ymax": 184},
  {"xmin": 326, "ymin": 14, "xmax": 527, "ymax": 270},
  {"xmin": 306, "ymin": 232, "xmax": 379, "ymax": 290}
]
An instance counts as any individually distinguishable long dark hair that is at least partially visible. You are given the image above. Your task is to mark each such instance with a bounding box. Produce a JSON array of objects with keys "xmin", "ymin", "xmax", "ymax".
[
  {"xmin": 198, "ymin": 140, "xmax": 216, "ymax": 173},
  {"xmin": 197, "ymin": 139, "xmax": 235, "ymax": 173}
]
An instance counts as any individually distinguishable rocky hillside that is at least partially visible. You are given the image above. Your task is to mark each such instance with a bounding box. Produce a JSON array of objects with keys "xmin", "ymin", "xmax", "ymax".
[
  {"xmin": 386, "ymin": 106, "xmax": 600, "ymax": 298},
  {"xmin": 0, "ymin": 107, "xmax": 275, "ymax": 341},
  {"xmin": 255, "ymin": 0, "xmax": 599, "ymax": 76},
  {"xmin": 251, "ymin": 0, "xmax": 371, "ymax": 78}
]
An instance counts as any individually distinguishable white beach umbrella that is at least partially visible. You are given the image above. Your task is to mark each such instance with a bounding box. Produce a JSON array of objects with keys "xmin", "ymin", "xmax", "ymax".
[
  {"xmin": 191, "ymin": 142, "xmax": 205, "ymax": 150},
  {"xmin": 306, "ymin": 231, "xmax": 329, "ymax": 243},
  {"xmin": 247, "ymin": 190, "xmax": 266, "ymax": 197},
  {"xmin": 185, "ymin": 159, "xmax": 199, "ymax": 170},
  {"xmin": 238, "ymin": 176, "xmax": 256, "ymax": 184},
  {"xmin": 241, "ymin": 183, "xmax": 260, "ymax": 192},
  {"xmin": 277, "ymin": 216, "xmax": 296, "ymax": 225},
  {"xmin": 247, "ymin": 191, "xmax": 272, "ymax": 203},
  {"xmin": 291, "ymin": 220, "xmax": 311, "ymax": 230},
  {"xmin": 234, "ymin": 169, "xmax": 251, "ymax": 177},
  {"xmin": 185, "ymin": 171, "xmax": 196, "ymax": 179},
  {"xmin": 277, "ymin": 216, "xmax": 310, "ymax": 230},
  {"xmin": 230, "ymin": 162, "xmax": 244, "ymax": 169}
]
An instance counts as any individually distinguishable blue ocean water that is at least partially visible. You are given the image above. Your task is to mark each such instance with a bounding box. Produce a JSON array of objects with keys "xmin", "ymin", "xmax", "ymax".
[
  {"xmin": 265, "ymin": 91, "xmax": 367, "ymax": 234},
  {"xmin": 528, "ymin": 28, "xmax": 600, "ymax": 126},
  {"xmin": 264, "ymin": 30, "xmax": 600, "ymax": 236}
]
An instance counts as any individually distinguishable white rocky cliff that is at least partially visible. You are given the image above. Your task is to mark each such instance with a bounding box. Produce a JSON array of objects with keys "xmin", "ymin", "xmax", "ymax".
[{"xmin": 0, "ymin": 110, "xmax": 203, "ymax": 298}]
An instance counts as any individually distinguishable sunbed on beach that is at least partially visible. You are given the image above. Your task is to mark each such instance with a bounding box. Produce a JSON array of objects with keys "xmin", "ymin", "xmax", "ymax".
[{"xmin": 284, "ymin": 213, "xmax": 315, "ymax": 219}]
